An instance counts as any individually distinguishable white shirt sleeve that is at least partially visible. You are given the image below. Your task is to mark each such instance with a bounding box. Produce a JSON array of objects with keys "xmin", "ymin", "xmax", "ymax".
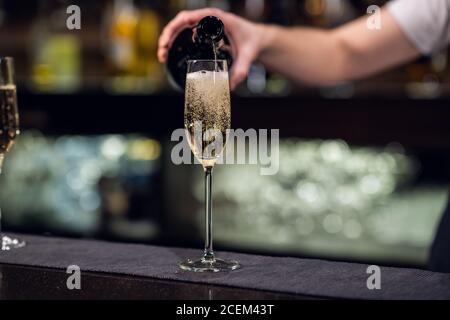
[{"xmin": 387, "ymin": 0, "xmax": 450, "ymax": 55}]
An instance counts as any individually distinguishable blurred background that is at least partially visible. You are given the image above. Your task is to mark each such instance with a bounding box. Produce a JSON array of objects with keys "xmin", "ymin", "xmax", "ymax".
[{"xmin": 0, "ymin": 0, "xmax": 449, "ymax": 269}]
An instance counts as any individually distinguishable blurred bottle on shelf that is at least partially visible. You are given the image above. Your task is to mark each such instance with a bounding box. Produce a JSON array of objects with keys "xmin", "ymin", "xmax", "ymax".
[
  {"xmin": 30, "ymin": 1, "xmax": 82, "ymax": 93},
  {"xmin": 304, "ymin": 0, "xmax": 327, "ymax": 27},
  {"xmin": 106, "ymin": 0, "xmax": 138, "ymax": 77},
  {"xmin": 105, "ymin": 0, "xmax": 163, "ymax": 93},
  {"xmin": 304, "ymin": 0, "xmax": 356, "ymax": 28},
  {"xmin": 135, "ymin": 1, "xmax": 164, "ymax": 90},
  {"xmin": 405, "ymin": 52, "xmax": 447, "ymax": 99}
]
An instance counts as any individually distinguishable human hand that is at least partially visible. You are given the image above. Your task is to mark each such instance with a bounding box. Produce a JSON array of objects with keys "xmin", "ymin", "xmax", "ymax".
[{"xmin": 158, "ymin": 8, "xmax": 265, "ymax": 89}]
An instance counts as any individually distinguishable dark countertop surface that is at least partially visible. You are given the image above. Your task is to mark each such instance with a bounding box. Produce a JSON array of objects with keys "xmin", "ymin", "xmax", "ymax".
[
  {"xmin": 0, "ymin": 233, "xmax": 449, "ymax": 300},
  {"xmin": 0, "ymin": 264, "xmax": 309, "ymax": 300}
]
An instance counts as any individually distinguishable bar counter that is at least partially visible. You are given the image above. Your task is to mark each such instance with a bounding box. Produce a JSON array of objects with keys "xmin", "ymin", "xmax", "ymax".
[{"xmin": 0, "ymin": 234, "xmax": 449, "ymax": 300}]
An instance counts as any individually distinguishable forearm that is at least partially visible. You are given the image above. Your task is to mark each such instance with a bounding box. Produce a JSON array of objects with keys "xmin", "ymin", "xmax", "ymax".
[
  {"xmin": 257, "ymin": 25, "xmax": 347, "ymax": 86},
  {"xmin": 256, "ymin": 8, "xmax": 420, "ymax": 86}
]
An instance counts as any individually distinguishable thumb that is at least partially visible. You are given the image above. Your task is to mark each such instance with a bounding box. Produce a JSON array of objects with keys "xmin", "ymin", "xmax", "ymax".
[{"xmin": 230, "ymin": 52, "xmax": 252, "ymax": 90}]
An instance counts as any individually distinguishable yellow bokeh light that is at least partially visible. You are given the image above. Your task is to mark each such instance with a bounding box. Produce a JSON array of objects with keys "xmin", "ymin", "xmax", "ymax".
[{"xmin": 128, "ymin": 138, "xmax": 161, "ymax": 161}]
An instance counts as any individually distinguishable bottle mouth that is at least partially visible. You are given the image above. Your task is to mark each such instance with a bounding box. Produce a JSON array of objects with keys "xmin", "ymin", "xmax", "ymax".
[{"xmin": 196, "ymin": 16, "xmax": 224, "ymax": 43}]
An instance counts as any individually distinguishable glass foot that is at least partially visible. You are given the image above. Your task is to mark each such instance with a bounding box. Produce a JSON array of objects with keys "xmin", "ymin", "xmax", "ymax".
[
  {"xmin": 1, "ymin": 235, "xmax": 26, "ymax": 251},
  {"xmin": 179, "ymin": 257, "xmax": 240, "ymax": 272}
]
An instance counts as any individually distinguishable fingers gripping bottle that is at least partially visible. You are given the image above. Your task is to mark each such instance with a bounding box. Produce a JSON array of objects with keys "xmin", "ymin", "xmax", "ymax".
[{"xmin": 166, "ymin": 16, "xmax": 233, "ymax": 90}]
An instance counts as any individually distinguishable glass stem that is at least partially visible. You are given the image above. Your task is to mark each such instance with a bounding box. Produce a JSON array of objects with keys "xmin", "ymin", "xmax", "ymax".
[{"xmin": 203, "ymin": 166, "xmax": 214, "ymax": 261}]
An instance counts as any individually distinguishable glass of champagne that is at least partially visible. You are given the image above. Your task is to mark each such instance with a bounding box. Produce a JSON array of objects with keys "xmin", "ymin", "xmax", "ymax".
[
  {"xmin": 0, "ymin": 57, "xmax": 25, "ymax": 250},
  {"xmin": 179, "ymin": 59, "xmax": 239, "ymax": 272}
]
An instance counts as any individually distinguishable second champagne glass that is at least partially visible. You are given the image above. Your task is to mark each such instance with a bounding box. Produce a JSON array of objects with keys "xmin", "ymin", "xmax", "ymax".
[
  {"xmin": 0, "ymin": 57, "xmax": 25, "ymax": 250},
  {"xmin": 179, "ymin": 59, "xmax": 239, "ymax": 272}
]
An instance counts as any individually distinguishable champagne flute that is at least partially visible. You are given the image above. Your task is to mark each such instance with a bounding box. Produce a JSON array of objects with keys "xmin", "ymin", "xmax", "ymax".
[
  {"xmin": 179, "ymin": 59, "xmax": 239, "ymax": 272},
  {"xmin": 0, "ymin": 57, "xmax": 25, "ymax": 250}
]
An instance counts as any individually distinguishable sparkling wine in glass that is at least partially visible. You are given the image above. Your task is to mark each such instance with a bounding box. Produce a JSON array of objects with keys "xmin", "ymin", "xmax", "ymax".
[
  {"xmin": 179, "ymin": 59, "xmax": 239, "ymax": 272},
  {"xmin": 0, "ymin": 57, "xmax": 25, "ymax": 250}
]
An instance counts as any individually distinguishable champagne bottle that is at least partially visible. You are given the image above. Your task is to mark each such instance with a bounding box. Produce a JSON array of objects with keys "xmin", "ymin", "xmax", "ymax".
[{"xmin": 166, "ymin": 16, "xmax": 233, "ymax": 90}]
